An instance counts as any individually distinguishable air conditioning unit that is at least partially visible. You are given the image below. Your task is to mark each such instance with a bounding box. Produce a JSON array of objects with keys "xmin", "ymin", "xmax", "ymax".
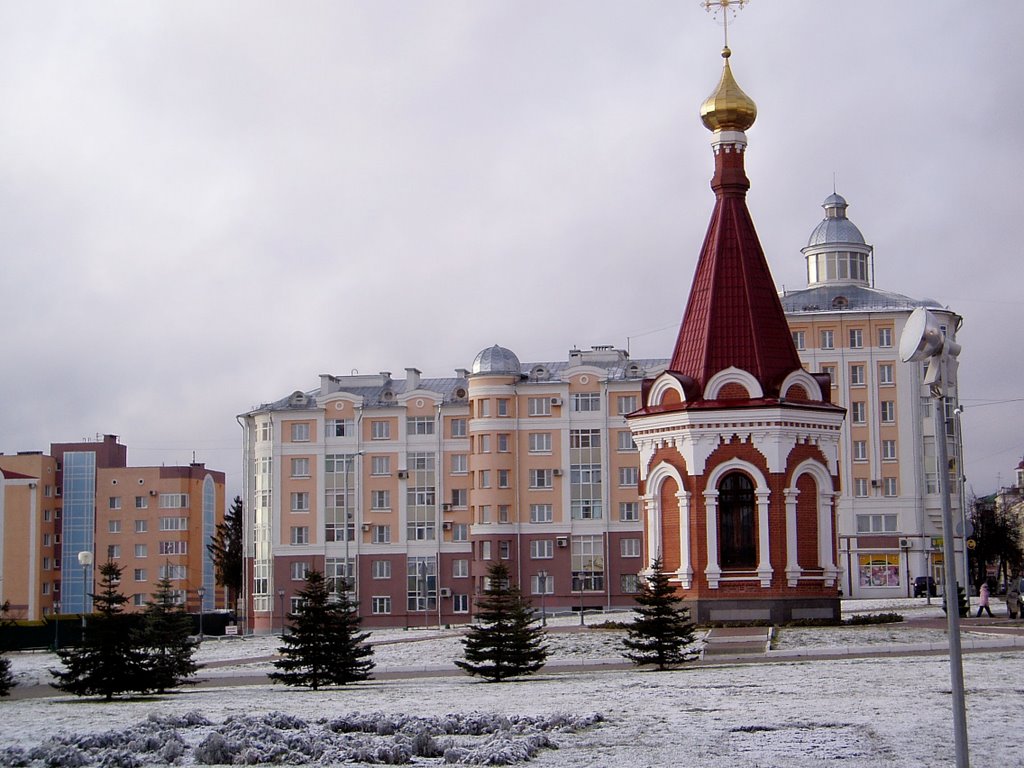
[
  {"xmin": 550, "ymin": 397, "xmax": 562, "ymax": 406},
  {"xmin": 899, "ymin": 538, "xmax": 911, "ymax": 549},
  {"xmin": 871, "ymin": 480, "xmax": 881, "ymax": 488},
  {"xmin": 149, "ymin": 489, "xmax": 158, "ymax": 496},
  {"xmin": 362, "ymin": 524, "xmax": 372, "ymax": 532},
  {"xmin": 442, "ymin": 503, "xmax": 452, "ymax": 512},
  {"xmin": 439, "ymin": 587, "xmax": 452, "ymax": 598},
  {"xmin": 553, "ymin": 469, "xmax": 563, "ymax": 477},
  {"xmin": 442, "ymin": 521, "xmax": 453, "ymax": 531},
  {"xmin": 55, "ymin": 488, "xmax": 62, "ymax": 497},
  {"xmin": 556, "ymin": 536, "xmax": 568, "ymax": 548},
  {"xmin": 397, "ymin": 470, "xmax": 408, "ymax": 479}
]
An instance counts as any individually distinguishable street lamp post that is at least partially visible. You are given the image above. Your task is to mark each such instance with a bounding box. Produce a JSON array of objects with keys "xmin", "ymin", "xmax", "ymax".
[
  {"xmin": 277, "ymin": 589, "xmax": 286, "ymax": 635},
  {"xmin": 77, "ymin": 550, "xmax": 93, "ymax": 628},
  {"xmin": 197, "ymin": 586, "xmax": 206, "ymax": 640},
  {"xmin": 53, "ymin": 601, "xmax": 61, "ymax": 650}
]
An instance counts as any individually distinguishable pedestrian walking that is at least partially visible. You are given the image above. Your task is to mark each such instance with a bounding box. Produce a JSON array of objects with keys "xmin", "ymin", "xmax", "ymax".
[
  {"xmin": 975, "ymin": 582, "xmax": 993, "ymax": 618},
  {"xmin": 1006, "ymin": 580, "xmax": 1021, "ymax": 619}
]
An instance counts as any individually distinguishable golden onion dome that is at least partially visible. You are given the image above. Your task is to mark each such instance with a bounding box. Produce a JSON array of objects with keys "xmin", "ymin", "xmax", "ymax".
[{"xmin": 699, "ymin": 47, "xmax": 757, "ymax": 133}]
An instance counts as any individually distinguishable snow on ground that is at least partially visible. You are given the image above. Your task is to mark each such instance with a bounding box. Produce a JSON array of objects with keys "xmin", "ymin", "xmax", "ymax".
[{"xmin": 2, "ymin": 599, "xmax": 1021, "ymax": 767}]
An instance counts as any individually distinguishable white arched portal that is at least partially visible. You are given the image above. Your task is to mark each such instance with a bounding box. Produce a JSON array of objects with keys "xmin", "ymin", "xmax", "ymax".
[
  {"xmin": 784, "ymin": 459, "xmax": 839, "ymax": 587},
  {"xmin": 704, "ymin": 459, "xmax": 772, "ymax": 588},
  {"xmin": 644, "ymin": 462, "xmax": 692, "ymax": 588}
]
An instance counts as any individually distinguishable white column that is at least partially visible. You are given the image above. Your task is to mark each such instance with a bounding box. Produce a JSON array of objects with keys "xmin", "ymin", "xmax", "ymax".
[
  {"xmin": 820, "ymin": 491, "xmax": 839, "ymax": 586},
  {"xmin": 704, "ymin": 489, "xmax": 721, "ymax": 588},
  {"xmin": 676, "ymin": 489, "xmax": 693, "ymax": 588},
  {"xmin": 756, "ymin": 490, "xmax": 773, "ymax": 587},
  {"xmin": 644, "ymin": 495, "xmax": 661, "ymax": 575},
  {"xmin": 785, "ymin": 489, "xmax": 800, "ymax": 587}
]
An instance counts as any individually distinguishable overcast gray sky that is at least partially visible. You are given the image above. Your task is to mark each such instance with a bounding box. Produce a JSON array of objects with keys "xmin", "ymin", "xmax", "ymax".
[{"xmin": 2, "ymin": 2, "xmax": 1021, "ymax": 500}]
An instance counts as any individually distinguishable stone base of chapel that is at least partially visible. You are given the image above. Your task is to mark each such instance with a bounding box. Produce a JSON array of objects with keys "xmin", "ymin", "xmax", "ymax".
[{"xmin": 684, "ymin": 596, "xmax": 840, "ymax": 626}]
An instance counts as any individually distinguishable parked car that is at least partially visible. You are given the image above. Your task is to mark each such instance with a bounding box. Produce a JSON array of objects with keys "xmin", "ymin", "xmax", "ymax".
[{"xmin": 914, "ymin": 576, "xmax": 938, "ymax": 598}]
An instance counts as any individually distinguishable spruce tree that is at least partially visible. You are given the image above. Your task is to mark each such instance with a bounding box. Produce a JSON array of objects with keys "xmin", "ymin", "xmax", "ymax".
[
  {"xmin": 269, "ymin": 570, "xmax": 374, "ymax": 689},
  {"xmin": 456, "ymin": 562, "xmax": 548, "ymax": 682},
  {"xmin": 0, "ymin": 601, "xmax": 14, "ymax": 697},
  {"xmin": 52, "ymin": 561, "xmax": 149, "ymax": 699},
  {"xmin": 622, "ymin": 557, "xmax": 698, "ymax": 670},
  {"xmin": 208, "ymin": 495, "xmax": 244, "ymax": 607},
  {"xmin": 137, "ymin": 571, "xmax": 199, "ymax": 693}
]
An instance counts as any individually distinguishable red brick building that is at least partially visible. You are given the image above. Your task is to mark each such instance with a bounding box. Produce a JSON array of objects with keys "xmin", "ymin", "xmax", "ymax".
[{"xmin": 627, "ymin": 46, "xmax": 845, "ymax": 624}]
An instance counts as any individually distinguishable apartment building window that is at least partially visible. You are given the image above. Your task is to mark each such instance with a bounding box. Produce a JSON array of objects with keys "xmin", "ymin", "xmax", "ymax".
[
  {"xmin": 530, "ymin": 539, "xmax": 554, "ymax": 559},
  {"xmin": 451, "ymin": 454, "xmax": 468, "ymax": 475},
  {"xmin": 132, "ymin": 594, "xmax": 145, "ymax": 607},
  {"xmin": 852, "ymin": 440, "xmax": 868, "ymax": 461},
  {"xmin": 291, "ymin": 458, "xmax": 310, "ymax": 478},
  {"xmin": 621, "ymin": 574, "xmax": 640, "ymax": 594},
  {"xmin": 43, "ymin": 533, "xmax": 52, "ymax": 547},
  {"xmin": 290, "ymin": 526, "xmax": 309, "ymax": 545},
  {"xmin": 372, "ymin": 560, "xmax": 391, "ymax": 579},
  {"xmin": 158, "ymin": 541, "xmax": 187, "ymax": 555},
  {"xmin": 372, "ymin": 597, "xmax": 392, "ymax": 615},
  {"xmin": 478, "ymin": 434, "xmax": 491, "ymax": 453},
  {"xmin": 291, "ymin": 492, "xmax": 310, "ymax": 512},
  {"xmin": 407, "ymin": 416, "xmax": 435, "ymax": 435},
  {"xmin": 618, "ymin": 466, "xmax": 639, "ymax": 487},
  {"xmin": 854, "ymin": 478, "xmax": 869, "ymax": 497},
  {"xmin": 159, "ymin": 494, "xmax": 189, "ymax": 509},
  {"xmin": 850, "ymin": 364, "xmax": 865, "ymax": 386},
  {"xmin": 528, "ymin": 433, "xmax": 552, "ymax": 453},
  {"xmin": 108, "ymin": 519, "xmax": 121, "ymax": 533},
  {"xmin": 479, "ymin": 505, "xmax": 491, "ymax": 523},
  {"xmin": 883, "ymin": 478, "xmax": 898, "ymax": 497},
  {"xmin": 498, "ymin": 504, "xmax": 511, "ymax": 523},
  {"xmin": 135, "ymin": 496, "xmax": 148, "ymax": 509},
  {"xmin": 571, "ymin": 535, "xmax": 604, "ymax": 591},
  {"xmin": 371, "ymin": 420, "xmax": 391, "ymax": 440},
  {"xmin": 450, "ymin": 418, "xmax": 467, "ymax": 438},
  {"xmin": 107, "ymin": 544, "xmax": 121, "ymax": 559},
  {"xmin": 481, "ymin": 541, "xmax": 492, "ymax": 560},
  {"xmin": 857, "ymin": 514, "xmax": 897, "ymax": 533},
  {"xmin": 326, "ymin": 418, "xmax": 351, "ymax": 437},
  {"xmin": 453, "ymin": 594, "xmax": 470, "ymax": 613},
  {"xmin": 882, "ymin": 439, "xmax": 897, "ymax": 460},
  {"xmin": 291, "ymin": 423, "xmax": 310, "ymax": 442},
  {"xmin": 372, "ymin": 525, "xmax": 391, "ymax": 544},
  {"xmin": 531, "ymin": 575, "xmax": 555, "ymax": 595},
  {"xmin": 821, "ymin": 365, "xmax": 836, "ymax": 387},
  {"xmin": 530, "ymin": 504, "xmax": 553, "ymax": 523},
  {"xmin": 135, "ymin": 544, "xmax": 148, "ymax": 558},
  {"xmin": 291, "ymin": 562, "xmax": 310, "ymax": 581},
  {"xmin": 478, "ymin": 470, "xmax": 491, "ymax": 489},
  {"xmin": 407, "ymin": 557, "xmax": 436, "ymax": 611},
  {"xmin": 43, "ymin": 507, "xmax": 52, "ymax": 520},
  {"xmin": 497, "ymin": 398, "xmax": 510, "ymax": 417},
  {"xmin": 879, "ymin": 363, "xmax": 895, "ymax": 385},
  {"xmin": 851, "ymin": 402, "xmax": 866, "ymax": 424},
  {"xmin": 452, "ymin": 523, "xmax": 469, "ymax": 542},
  {"xmin": 477, "ymin": 399, "xmax": 491, "ymax": 418},
  {"xmin": 453, "ymin": 559, "xmax": 469, "ymax": 578},
  {"xmin": 878, "ymin": 327, "xmax": 893, "ymax": 348},
  {"xmin": 160, "ymin": 565, "xmax": 187, "ymax": 581},
  {"xmin": 530, "ymin": 469, "xmax": 553, "ymax": 489},
  {"xmin": 498, "ymin": 470, "xmax": 510, "ymax": 489},
  {"xmin": 791, "ymin": 330, "xmax": 805, "ymax": 350},
  {"xmin": 849, "ymin": 328, "xmax": 863, "ymax": 349},
  {"xmin": 135, "ymin": 519, "xmax": 147, "ymax": 534},
  {"xmin": 451, "ymin": 488, "xmax": 468, "ymax": 508},
  {"xmin": 620, "ymin": 502, "xmax": 640, "ymax": 522},
  {"xmin": 880, "ymin": 401, "xmax": 895, "ymax": 423},
  {"xmin": 620, "ymin": 538, "xmax": 641, "ymax": 558},
  {"xmin": 371, "ymin": 490, "xmax": 390, "ymax": 510},
  {"xmin": 617, "ymin": 431, "xmax": 636, "ymax": 452},
  {"xmin": 109, "ymin": 496, "xmax": 121, "ymax": 510},
  {"xmin": 820, "ymin": 329, "xmax": 835, "ymax": 349},
  {"xmin": 528, "ymin": 397, "xmax": 551, "ymax": 416},
  {"xmin": 258, "ymin": 422, "xmax": 271, "ymax": 442},
  {"xmin": 133, "ymin": 568, "xmax": 147, "ymax": 582},
  {"xmin": 159, "ymin": 516, "xmax": 188, "ymax": 531},
  {"xmin": 42, "ymin": 556, "xmax": 51, "ymax": 570},
  {"xmin": 499, "ymin": 541, "xmax": 510, "ymax": 559},
  {"xmin": 371, "ymin": 455, "xmax": 390, "ymax": 476},
  {"xmin": 497, "ymin": 434, "xmax": 510, "ymax": 453},
  {"xmin": 573, "ymin": 393, "xmax": 601, "ymax": 412},
  {"xmin": 617, "ymin": 395, "xmax": 638, "ymax": 415}
]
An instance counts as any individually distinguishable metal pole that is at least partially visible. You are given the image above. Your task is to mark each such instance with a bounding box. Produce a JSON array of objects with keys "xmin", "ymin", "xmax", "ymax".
[
  {"xmin": 344, "ymin": 455, "xmax": 350, "ymax": 596},
  {"xmin": 53, "ymin": 601, "xmax": 60, "ymax": 650},
  {"xmin": 539, "ymin": 572, "xmax": 547, "ymax": 626},
  {"xmin": 277, "ymin": 589, "xmax": 285, "ymax": 635},
  {"xmin": 81, "ymin": 565, "xmax": 88, "ymax": 628},
  {"xmin": 197, "ymin": 586, "xmax": 205, "ymax": 640},
  {"xmin": 934, "ymin": 371, "xmax": 970, "ymax": 768}
]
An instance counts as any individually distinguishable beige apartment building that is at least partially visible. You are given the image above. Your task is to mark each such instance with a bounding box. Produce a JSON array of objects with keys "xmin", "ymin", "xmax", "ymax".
[
  {"xmin": 240, "ymin": 347, "xmax": 665, "ymax": 631},
  {"xmin": 780, "ymin": 194, "xmax": 965, "ymax": 598},
  {"xmin": 0, "ymin": 435, "xmax": 226, "ymax": 620}
]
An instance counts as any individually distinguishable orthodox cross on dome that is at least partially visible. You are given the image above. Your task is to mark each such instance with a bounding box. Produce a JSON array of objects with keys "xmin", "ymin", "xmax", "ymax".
[{"xmin": 702, "ymin": 0, "xmax": 749, "ymax": 48}]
